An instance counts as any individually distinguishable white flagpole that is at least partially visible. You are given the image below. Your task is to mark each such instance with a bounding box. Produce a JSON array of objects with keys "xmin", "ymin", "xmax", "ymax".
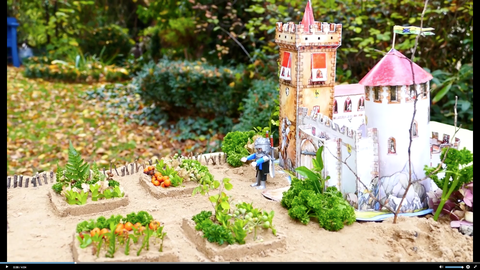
[{"xmin": 392, "ymin": 31, "xmax": 396, "ymax": 50}]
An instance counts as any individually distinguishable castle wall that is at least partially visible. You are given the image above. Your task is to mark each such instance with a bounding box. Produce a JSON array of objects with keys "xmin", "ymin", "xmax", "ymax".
[
  {"xmin": 298, "ymin": 112, "xmax": 379, "ymax": 204},
  {"xmin": 332, "ymin": 93, "xmax": 366, "ymax": 131},
  {"xmin": 364, "ymin": 84, "xmax": 431, "ymax": 183}
]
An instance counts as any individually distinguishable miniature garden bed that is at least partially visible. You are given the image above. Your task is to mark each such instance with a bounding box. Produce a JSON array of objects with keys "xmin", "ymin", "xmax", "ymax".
[
  {"xmin": 71, "ymin": 211, "xmax": 179, "ymax": 262},
  {"xmin": 138, "ymin": 173, "xmax": 197, "ymax": 199},
  {"xmin": 71, "ymin": 233, "xmax": 179, "ymax": 262},
  {"xmin": 48, "ymin": 188, "xmax": 130, "ymax": 217},
  {"xmin": 181, "ymin": 217, "xmax": 286, "ymax": 261}
]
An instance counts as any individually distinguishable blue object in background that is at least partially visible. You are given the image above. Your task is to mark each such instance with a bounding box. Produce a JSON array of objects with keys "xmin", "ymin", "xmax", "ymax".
[{"xmin": 7, "ymin": 17, "xmax": 21, "ymax": 67}]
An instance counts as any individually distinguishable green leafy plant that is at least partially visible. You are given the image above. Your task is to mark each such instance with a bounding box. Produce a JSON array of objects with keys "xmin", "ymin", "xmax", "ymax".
[
  {"xmin": 125, "ymin": 211, "xmax": 154, "ymax": 227},
  {"xmin": 105, "ymin": 221, "xmax": 118, "ymax": 258},
  {"xmin": 202, "ymin": 223, "xmax": 235, "ymax": 246},
  {"xmin": 90, "ymin": 183, "xmax": 103, "ymax": 201},
  {"xmin": 232, "ymin": 219, "xmax": 248, "ymax": 244},
  {"xmin": 154, "ymin": 226, "xmax": 167, "ymax": 252},
  {"xmin": 192, "ymin": 179, "xmax": 277, "ymax": 246},
  {"xmin": 76, "ymin": 233, "xmax": 93, "ymax": 249},
  {"xmin": 424, "ymin": 147, "xmax": 473, "ymax": 221},
  {"xmin": 137, "ymin": 227, "xmax": 154, "ymax": 256},
  {"xmin": 281, "ymin": 146, "xmax": 356, "ymax": 231},
  {"xmin": 64, "ymin": 189, "xmax": 88, "ymax": 205},
  {"xmin": 221, "ymin": 130, "xmax": 256, "ymax": 167},
  {"xmin": 179, "ymin": 158, "xmax": 214, "ymax": 184},
  {"xmin": 65, "ymin": 141, "xmax": 90, "ymax": 185}
]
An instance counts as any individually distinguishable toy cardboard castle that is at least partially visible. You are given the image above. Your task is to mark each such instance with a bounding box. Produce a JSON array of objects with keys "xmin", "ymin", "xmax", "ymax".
[{"xmin": 276, "ymin": 1, "xmax": 458, "ymax": 212}]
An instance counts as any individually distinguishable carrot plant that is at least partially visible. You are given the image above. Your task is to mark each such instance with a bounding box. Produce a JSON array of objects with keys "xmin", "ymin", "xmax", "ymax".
[{"xmin": 75, "ymin": 211, "xmax": 166, "ymax": 258}]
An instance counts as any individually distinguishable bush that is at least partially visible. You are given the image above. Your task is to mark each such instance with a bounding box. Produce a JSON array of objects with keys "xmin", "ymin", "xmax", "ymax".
[
  {"xmin": 132, "ymin": 58, "xmax": 252, "ymax": 131},
  {"xmin": 221, "ymin": 130, "xmax": 256, "ymax": 167},
  {"xmin": 233, "ymin": 79, "xmax": 279, "ymax": 142},
  {"xmin": 23, "ymin": 56, "xmax": 130, "ymax": 83},
  {"xmin": 79, "ymin": 24, "xmax": 135, "ymax": 64}
]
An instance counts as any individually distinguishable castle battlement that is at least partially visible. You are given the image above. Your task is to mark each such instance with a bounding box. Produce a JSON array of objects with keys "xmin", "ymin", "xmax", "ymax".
[
  {"xmin": 275, "ymin": 21, "xmax": 342, "ymax": 48},
  {"xmin": 300, "ymin": 112, "xmax": 357, "ymax": 143}
]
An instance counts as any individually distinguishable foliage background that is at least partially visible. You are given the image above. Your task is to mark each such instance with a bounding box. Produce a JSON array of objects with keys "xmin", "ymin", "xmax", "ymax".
[{"xmin": 7, "ymin": 0, "xmax": 473, "ymax": 176}]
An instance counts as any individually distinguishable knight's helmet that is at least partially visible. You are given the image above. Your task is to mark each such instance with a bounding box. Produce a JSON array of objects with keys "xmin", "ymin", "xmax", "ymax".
[{"xmin": 254, "ymin": 137, "xmax": 271, "ymax": 154}]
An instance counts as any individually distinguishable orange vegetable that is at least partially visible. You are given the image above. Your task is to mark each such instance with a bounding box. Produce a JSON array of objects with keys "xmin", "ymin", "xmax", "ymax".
[
  {"xmin": 90, "ymin": 227, "xmax": 101, "ymax": 237},
  {"xmin": 149, "ymin": 220, "xmax": 161, "ymax": 230},
  {"xmin": 152, "ymin": 180, "xmax": 160, "ymax": 186},
  {"xmin": 163, "ymin": 179, "xmax": 171, "ymax": 187},
  {"xmin": 133, "ymin": 222, "xmax": 141, "ymax": 230},
  {"xmin": 124, "ymin": 222, "xmax": 134, "ymax": 231},
  {"xmin": 114, "ymin": 223, "xmax": 125, "ymax": 235}
]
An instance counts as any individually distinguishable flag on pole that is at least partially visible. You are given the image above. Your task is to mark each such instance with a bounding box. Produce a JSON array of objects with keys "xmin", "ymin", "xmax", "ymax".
[
  {"xmin": 393, "ymin": 25, "xmax": 435, "ymax": 36},
  {"xmin": 301, "ymin": 0, "xmax": 315, "ymax": 32}
]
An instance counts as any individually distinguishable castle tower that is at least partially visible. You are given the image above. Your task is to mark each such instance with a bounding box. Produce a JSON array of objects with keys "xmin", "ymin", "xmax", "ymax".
[
  {"xmin": 276, "ymin": 0, "xmax": 342, "ymax": 171},
  {"xmin": 359, "ymin": 48, "xmax": 433, "ymax": 194}
]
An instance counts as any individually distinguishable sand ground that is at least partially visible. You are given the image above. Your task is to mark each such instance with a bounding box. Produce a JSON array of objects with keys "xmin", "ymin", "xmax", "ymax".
[{"xmin": 6, "ymin": 158, "xmax": 473, "ymax": 262}]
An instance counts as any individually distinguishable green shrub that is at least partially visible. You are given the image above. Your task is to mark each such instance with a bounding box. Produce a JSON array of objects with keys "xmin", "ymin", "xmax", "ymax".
[
  {"xmin": 221, "ymin": 130, "xmax": 256, "ymax": 167},
  {"xmin": 132, "ymin": 59, "xmax": 252, "ymax": 141},
  {"xmin": 79, "ymin": 24, "xmax": 135, "ymax": 64},
  {"xmin": 233, "ymin": 79, "xmax": 279, "ymax": 142}
]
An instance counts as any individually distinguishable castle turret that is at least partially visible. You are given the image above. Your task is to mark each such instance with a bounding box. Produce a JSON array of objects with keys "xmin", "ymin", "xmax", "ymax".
[
  {"xmin": 359, "ymin": 48, "xmax": 433, "ymax": 201},
  {"xmin": 276, "ymin": 0, "xmax": 342, "ymax": 171}
]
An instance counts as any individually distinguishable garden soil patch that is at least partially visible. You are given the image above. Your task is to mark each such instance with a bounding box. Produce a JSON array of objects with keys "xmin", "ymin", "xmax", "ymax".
[
  {"xmin": 47, "ymin": 188, "xmax": 130, "ymax": 217},
  {"xmin": 138, "ymin": 173, "xmax": 197, "ymax": 199},
  {"xmin": 6, "ymin": 160, "xmax": 474, "ymax": 262},
  {"xmin": 181, "ymin": 217, "xmax": 287, "ymax": 261},
  {"xmin": 71, "ymin": 233, "xmax": 180, "ymax": 262}
]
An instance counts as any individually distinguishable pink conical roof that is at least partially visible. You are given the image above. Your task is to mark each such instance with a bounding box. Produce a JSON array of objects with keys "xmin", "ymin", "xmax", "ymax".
[
  {"xmin": 301, "ymin": 0, "xmax": 315, "ymax": 32},
  {"xmin": 358, "ymin": 48, "xmax": 433, "ymax": 86}
]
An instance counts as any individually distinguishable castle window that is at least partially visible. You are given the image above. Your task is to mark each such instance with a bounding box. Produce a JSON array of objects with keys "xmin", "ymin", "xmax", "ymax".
[
  {"xmin": 311, "ymin": 53, "xmax": 327, "ymax": 82},
  {"xmin": 421, "ymin": 83, "xmax": 428, "ymax": 98},
  {"xmin": 411, "ymin": 120, "xmax": 418, "ymax": 138},
  {"xmin": 358, "ymin": 96, "xmax": 365, "ymax": 111},
  {"xmin": 344, "ymin": 97, "xmax": 352, "ymax": 112},
  {"xmin": 407, "ymin": 85, "xmax": 417, "ymax": 101},
  {"xmin": 388, "ymin": 86, "xmax": 399, "ymax": 103},
  {"xmin": 279, "ymin": 51, "xmax": 292, "ymax": 81},
  {"xmin": 388, "ymin": 137, "xmax": 397, "ymax": 154},
  {"xmin": 333, "ymin": 99, "xmax": 338, "ymax": 114},
  {"xmin": 365, "ymin": 87, "xmax": 370, "ymax": 101},
  {"xmin": 373, "ymin": 86, "xmax": 381, "ymax": 102}
]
